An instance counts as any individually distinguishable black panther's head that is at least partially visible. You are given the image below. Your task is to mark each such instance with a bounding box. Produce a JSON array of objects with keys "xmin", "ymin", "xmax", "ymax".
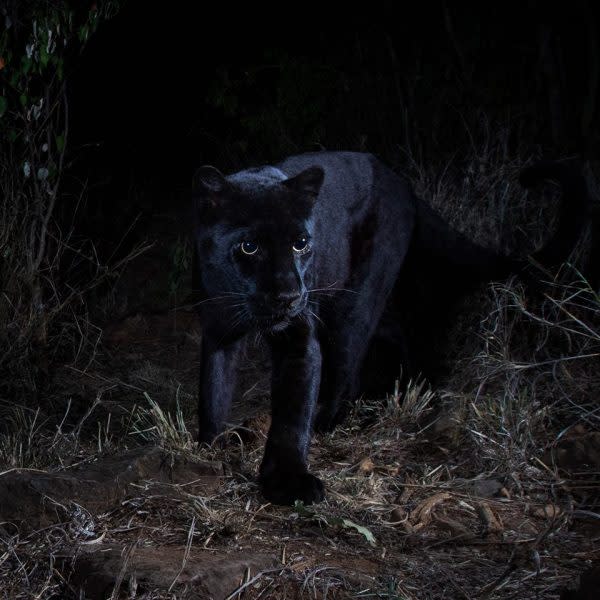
[{"xmin": 192, "ymin": 164, "xmax": 324, "ymax": 333}]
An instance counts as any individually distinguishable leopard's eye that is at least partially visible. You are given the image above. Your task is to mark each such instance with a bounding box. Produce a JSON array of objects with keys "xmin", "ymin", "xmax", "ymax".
[
  {"xmin": 292, "ymin": 237, "xmax": 310, "ymax": 253},
  {"xmin": 240, "ymin": 241, "xmax": 258, "ymax": 255}
]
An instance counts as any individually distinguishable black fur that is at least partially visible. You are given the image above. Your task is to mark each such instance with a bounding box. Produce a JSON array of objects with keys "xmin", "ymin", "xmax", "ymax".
[{"xmin": 192, "ymin": 152, "xmax": 589, "ymax": 505}]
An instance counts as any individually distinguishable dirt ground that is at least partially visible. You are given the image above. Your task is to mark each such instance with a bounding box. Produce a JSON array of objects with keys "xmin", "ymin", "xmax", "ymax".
[{"xmin": 1, "ymin": 210, "xmax": 598, "ymax": 599}]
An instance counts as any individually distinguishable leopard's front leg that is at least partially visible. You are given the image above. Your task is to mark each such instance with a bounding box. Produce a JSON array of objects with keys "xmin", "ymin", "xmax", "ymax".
[{"xmin": 260, "ymin": 319, "xmax": 323, "ymax": 505}]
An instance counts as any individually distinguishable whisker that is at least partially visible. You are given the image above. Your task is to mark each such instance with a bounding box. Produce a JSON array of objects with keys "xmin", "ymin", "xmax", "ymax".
[
  {"xmin": 308, "ymin": 287, "xmax": 358, "ymax": 295},
  {"xmin": 307, "ymin": 308, "xmax": 326, "ymax": 329},
  {"xmin": 308, "ymin": 281, "xmax": 358, "ymax": 295},
  {"xmin": 217, "ymin": 306, "xmax": 249, "ymax": 345},
  {"xmin": 309, "ymin": 298, "xmax": 346, "ymax": 321}
]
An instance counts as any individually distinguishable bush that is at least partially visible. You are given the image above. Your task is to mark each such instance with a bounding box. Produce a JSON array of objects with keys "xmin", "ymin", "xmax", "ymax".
[{"xmin": 0, "ymin": 1, "xmax": 121, "ymax": 398}]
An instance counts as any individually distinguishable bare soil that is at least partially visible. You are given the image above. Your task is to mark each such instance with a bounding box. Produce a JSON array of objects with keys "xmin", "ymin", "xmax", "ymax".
[
  {"xmin": 1, "ymin": 302, "xmax": 598, "ymax": 599},
  {"xmin": 1, "ymin": 198, "xmax": 598, "ymax": 600}
]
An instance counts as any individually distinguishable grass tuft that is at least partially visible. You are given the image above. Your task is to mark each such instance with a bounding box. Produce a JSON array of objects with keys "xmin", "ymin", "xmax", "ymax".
[{"xmin": 130, "ymin": 391, "xmax": 196, "ymax": 453}]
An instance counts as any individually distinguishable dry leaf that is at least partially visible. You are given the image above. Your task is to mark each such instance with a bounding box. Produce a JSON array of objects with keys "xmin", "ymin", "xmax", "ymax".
[
  {"xmin": 475, "ymin": 502, "xmax": 504, "ymax": 534},
  {"xmin": 409, "ymin": 492, "xmax": 452, "ymax": 530},
  {"xmin": 357, "ymin": 457, "xmax": 375, "ymax": 475},
  {"xmin": 532, "ymin": 504, "xmax": 562, "ymax": 519},
  {"xmin": 434, "ymin": 515, "xmax": 473, "ymax": 540}
]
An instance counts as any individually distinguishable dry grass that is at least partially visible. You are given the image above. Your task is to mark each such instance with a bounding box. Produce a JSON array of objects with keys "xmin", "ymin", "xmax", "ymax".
[
  {"xmin": 404, "ymin": 117, "xmax": 562, "ymax": 258},
  {"xmin": 1, "ymin": 123, "xmax": 598, "ymax": 598},
  {"xmin": 0, "ymin": 386, "xmax": 598, "ymax": 598},
  {"xmin": 131, "ymin": 391, "xmax": 196, "ymax": 453},
  {"xmin": 463, "ymin": 269, "xmax": 599, "ymax": 472},
  {"xmin": 3, "ymin": 375, "xmax": 595, "ymax": 597}
]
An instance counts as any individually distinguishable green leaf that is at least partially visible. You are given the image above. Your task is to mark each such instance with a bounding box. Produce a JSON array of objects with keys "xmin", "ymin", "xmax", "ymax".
[
  {"xmin": 19, "ymin": 93, "xmax": 27, "ymax": 107},
  {"xmin": 78, "ymin": 25, "xmax": 89, "ymax": 43},
  {"xmin": 40, "ymin": 47, "xmax": 49, "ymax": 68},
  {"xmin": 21, "ymin": 55, "xmax": 32, "ymax": 75},
  {"xmin": 55, "ymin": 134, "xmax": 65, "ymax": 152},
  {"xmin": 293, "ymin": 500, "xmax": 314, "ymax": 518},
  {"xmin": 0, "ymin": 96, "xmax": 6, "ymax": 117},
  {"xmin": 340, "ymin": 518, "xmax": 377, "ymax": 547},
  {"xmin": 292, "ymin": 501, "xmax": 376, "ymax": 547}
]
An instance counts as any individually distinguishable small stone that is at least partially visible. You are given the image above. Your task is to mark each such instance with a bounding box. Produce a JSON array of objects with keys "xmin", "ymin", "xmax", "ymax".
[{"xmin": 467, "ymin": 479, "xmax": 504, "ymax": 498}]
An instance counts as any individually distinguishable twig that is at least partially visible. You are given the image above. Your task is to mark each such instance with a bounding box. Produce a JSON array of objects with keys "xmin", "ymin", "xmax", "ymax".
[
  {"xmin": 224, "ymin": 568, "xmax": 284, "ymax": 600},
  {"xmin": 168, "ymin": 516, "xmax": 195, "ymax": 592}
]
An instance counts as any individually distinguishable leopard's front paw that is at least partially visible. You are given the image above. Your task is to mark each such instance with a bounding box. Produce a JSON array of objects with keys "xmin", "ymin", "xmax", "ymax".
[{"xmin": 259, "ymin": 469, "xmax": 325, "ymax": 505}]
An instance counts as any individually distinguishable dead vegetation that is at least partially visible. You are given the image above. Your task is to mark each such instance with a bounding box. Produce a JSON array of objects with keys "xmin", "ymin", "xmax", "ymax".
[
  {"xmin": 1, "ymin": 6, "xmax": 597, "ymax": 596},
  {"xmin": 1, "ymin": 120, "xmax": 599, "ymax": 598},
  {"xmin": 1, "ymin": 359, "xmax": 598, "ymax": 598}
]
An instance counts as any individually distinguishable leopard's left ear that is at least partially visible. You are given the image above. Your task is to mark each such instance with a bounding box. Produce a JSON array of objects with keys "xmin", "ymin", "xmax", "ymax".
[
  {"xmin": 283, "ymin": 166, "xmax": 324, "ymax": 202},
  {"xmin": 193, "ymin": 166, "xmax": 231, "ymax": 211},
  {"xmin": 193, "ymin": 166, "xmax": 229, "ymax": 195}
]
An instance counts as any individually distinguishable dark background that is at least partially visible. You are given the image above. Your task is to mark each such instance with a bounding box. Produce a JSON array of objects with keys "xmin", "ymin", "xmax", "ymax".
[{"xmin": 65, "ymin": 1, "xmax": 598, "ymax": 248}]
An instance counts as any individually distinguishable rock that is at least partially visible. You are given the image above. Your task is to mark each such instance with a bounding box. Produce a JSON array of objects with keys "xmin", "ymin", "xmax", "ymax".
[
  {"xmin": 0, "ymin": 447, "xmax": 222, "ymax": 529},
  {"xmin": 466, "ymin": 479, "xmax": 504, "ymax": 498},
  {"xmin": 68, "ymin": 545, "xmax": 278, "ymax": 600}
]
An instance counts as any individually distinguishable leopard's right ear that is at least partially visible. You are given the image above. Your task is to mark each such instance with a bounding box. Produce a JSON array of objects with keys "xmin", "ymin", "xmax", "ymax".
[{"xmin": 193, "ymin": 166, "xmax": 230, "ymax": 208}]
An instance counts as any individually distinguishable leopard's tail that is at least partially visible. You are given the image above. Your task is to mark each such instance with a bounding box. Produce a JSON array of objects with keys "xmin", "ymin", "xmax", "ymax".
[{"xmin": 520, "ymin": 161, "xmax": 591, "ymax": 268}]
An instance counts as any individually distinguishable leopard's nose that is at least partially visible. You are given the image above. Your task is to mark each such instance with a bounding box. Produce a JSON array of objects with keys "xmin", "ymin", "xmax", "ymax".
[{"xmin": 275, "ymin": 291, "xmax": 302, "ymax": 311}]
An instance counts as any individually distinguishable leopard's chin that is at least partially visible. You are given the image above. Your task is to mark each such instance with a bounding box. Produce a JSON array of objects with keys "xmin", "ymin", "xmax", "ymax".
[
  {"xmin": 269, "ymin": 319, "xmax": 291, "ymax": 332},
  {"xmin": 254, "ymin": 308, "xmax": 305, "ymax": 333}
]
